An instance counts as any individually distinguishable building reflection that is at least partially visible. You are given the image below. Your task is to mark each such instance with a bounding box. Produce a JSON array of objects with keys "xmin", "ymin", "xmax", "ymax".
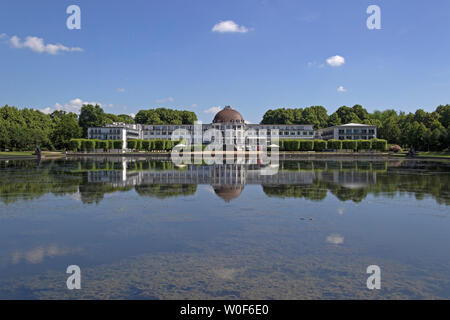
[{"xmin": 86, "ymin": 158, "xmax": 380, "ymax": 202}]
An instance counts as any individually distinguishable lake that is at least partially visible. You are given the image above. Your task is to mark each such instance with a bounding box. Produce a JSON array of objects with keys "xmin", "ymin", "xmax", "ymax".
[{"xmin": 0, "ymin": 157, "xmax": 449, "ymax": 299}]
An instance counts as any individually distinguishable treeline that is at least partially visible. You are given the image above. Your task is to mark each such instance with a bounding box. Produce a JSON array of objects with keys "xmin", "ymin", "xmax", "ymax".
[
  {"xmin": 134, "ymin": 108, "xmax": 197, "ymax": 125},
  {"xmin": 0, "ymin": 106, "xmax": 82, "ymax": 151},
  {"xmin": 279, "ymin": 139, "xmax": 387, "ymax": 152},
  {"xmin": 0, "ymin": 104, "xmax": 197, "ymax": 151},
  {"xmin": 262, "ymin": 104, "xmax": 450, "ymax": 151}
]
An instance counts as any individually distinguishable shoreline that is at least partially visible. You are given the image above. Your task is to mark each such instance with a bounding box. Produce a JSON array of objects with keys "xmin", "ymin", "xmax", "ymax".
[{"xmin": 1, "ymin": 151, "xmax": 449, "ymax": 161}]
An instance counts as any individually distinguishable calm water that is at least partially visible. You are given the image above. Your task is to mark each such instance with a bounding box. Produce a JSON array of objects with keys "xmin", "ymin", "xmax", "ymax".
[{"xmin": 0, "ymin": 157, "xmax": 449, "ymax": 299}]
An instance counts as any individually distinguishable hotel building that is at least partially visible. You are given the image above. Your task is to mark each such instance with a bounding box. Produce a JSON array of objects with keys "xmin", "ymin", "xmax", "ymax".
[{"xmin": 88, "ymin": 106, "xmax": 377, "ymax": 149}]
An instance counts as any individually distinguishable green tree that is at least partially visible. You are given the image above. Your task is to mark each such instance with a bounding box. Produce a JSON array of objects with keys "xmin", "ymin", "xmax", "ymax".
[
  {"xmin": 79, "ymin": 104, "xmax": 107, "ymax": 137},
  {"xmin": 50, "ymin": 111, "xmax": 82, "ymax": 150}
]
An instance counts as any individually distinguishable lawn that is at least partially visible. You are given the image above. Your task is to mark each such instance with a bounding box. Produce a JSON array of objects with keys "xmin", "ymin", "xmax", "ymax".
[
  {"xmin": 392, "ymin": 151, "xmax": 450, "ymax": 159},
  {"xmin": 416, "ymin": 151, "xmax": 450, "ymax": 158},
  {"xmin": 0, "ymin": 151, "xmax": 63, "ymax": 157}
]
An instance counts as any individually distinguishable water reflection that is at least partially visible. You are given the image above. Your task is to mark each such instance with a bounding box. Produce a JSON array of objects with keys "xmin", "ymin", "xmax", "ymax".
[
  {"xmin": 0, "ymin": 157, "xmax": 449, "ymax": 299},
  {"xmin": 0, "ymin": 158, "xmax": 448, "ymax": 205}
]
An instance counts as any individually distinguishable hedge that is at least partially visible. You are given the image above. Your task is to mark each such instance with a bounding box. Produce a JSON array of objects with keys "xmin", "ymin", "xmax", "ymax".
[
  {"xmin": 69, "ymin": 139, "xmax": 82, "ymax": 152},
  {"xmin": 357, "ymin": 140, "xmax": 372, "ymax": 151},
  {"xmin": 314, "ymin": 140, "xmax": 327, "ymax": 152},
  {"xmin": 81, "ymin": 139, "xmax": 95, "ymax": 151},
  {"xmin": 284, "ymin": 140, "xmax": 300, "ymax": 151},
  {"xmin": 136, "ymin": 139, "xmax": 143, "ymax": 151},
  {"xmin": 342, "ymin": 140, "xmax": 357, "ymax": 151},
  {"xmin": 154, "ymin": 140, "xmax": 165, "ymax": 150},
  {"xmin": 142, "ymin": 140, "xmax": 151, "ymax": 151},
  {"xmin": 300, "ymin": 140, "xmax": 314, "ymax": 151},
  {"xmin": 327, "ymin": 139, "xmax": 342, "ymax": 150},
  {"xmin": 113, "ymin": 140, "xmax": 123, "ymax": 150},
  {"xmin": 279, "ymin": 140, "xmax": 285, "ymax": 151},
  {"xmin": 96, "ymin": 140, "xmax": 107, "ymax": 150},
  {"xmin": 372, "ymin": 139, "xmax": 387, "ymax": 151},
  {"xmin": 127, "ymin": 140, "xmax": 137, "ymax": 150}
]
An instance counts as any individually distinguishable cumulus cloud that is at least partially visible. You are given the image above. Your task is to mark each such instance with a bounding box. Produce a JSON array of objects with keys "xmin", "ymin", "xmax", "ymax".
[
  {"xmin": 326, "ymin": 234, "xmax": 344, "ymax": 245},
  {"xmin": 212, "ymin": 20, "xmax": 249, "ymax": 33},
  {"xmin": 155, "ymin": 97, "xmax": 175, "ymax": 104},
  {"xmin": 326, "ymin": 55, "xmax": 345, "ymax": 67},
  {"xmin": 204, "ymin": 106, "xmax": 222, "ymax": 114},
  {"xmin": 337, "ymin": 86, "xmax": 347, "ymax": 93},
  {"xmin": 5, "ymin": 34, "xmax": 83, "ymax": 55},
  {"xmin": 41, "ymin": 98, "xmax": 102, "ymax": 114},
  {"xmin": 117, "ymin": 88, "xmax": 126, "ymax": 93}
]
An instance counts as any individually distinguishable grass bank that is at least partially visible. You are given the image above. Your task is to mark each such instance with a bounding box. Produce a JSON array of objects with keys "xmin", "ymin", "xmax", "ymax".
[
  {"xmin": 0, "ymin": 151, "xmax": 64, "ymax": 158},
  {"xmin": 391, "ymin": 151, "xmax": 450, "ymax": 159}
]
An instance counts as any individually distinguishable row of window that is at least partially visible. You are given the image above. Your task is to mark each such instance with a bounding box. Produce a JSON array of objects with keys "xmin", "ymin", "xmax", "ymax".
[
  {"xmin": 338, "ymin": 129, "xmax": 375, "ymax": 134},
  {"xmin": 338, "ymin": 136, "xmax": 375, "ymax": 140}
]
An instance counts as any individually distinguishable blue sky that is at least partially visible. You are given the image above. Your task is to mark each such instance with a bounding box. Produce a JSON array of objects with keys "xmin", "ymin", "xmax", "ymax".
[{"xmin": 0, "ymin": 0, "xmax": 449, "ymax": 123}]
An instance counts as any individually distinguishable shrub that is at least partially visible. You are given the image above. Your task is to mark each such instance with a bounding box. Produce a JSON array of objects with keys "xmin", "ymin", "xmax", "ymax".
[
  {"xmin": 135, "ymin": 139, "xmax": 143, "ymax": 151},
  {"xmin": 284, "ymin": 140, "xmax": 300, "ymax": 151},
  {"xmin": 81, "ymin": 139, "xmax": 95, "ymax": 152},
  {"xmin": 127, "ymin": 140, "xmax": 137, "ymax": 150},
  {"xmin": 357, "ymin": 140, "xmax": 372, "ymax": 151},
  {"xmin": 154, "ymin": 140, "xmax": 165, "ymax": 150},
  {"xmin": 342, "ymin": 140, "xmax": 357, "ymax": 151},
  {"xmin": 372, "ymin": 139, "xmax": 387, "ymax": 151},
  {"xmin": 142, "ymin": 140, "xmax": 151, "ymax": 151},
  {"xmin": 87, "ymin": 140, "xmax": 95, "ymax": 151},
  {"xmin": 279, "ymin": 140, "xmax": 285, "ymax": 151},
  {"xmin": 165, "ymin": 140, "xmax": 174, "ymax": 151},
  {"xmin": 327, "ymin": 139, "xmax": 342, "ymax": 150},
  {"xmin": 69, "ymin": 139, "xmax": 82, "ymax": 152},
  {"xmin": 113, "ymin": 140, "xmax": 123, "ymax": 150},
  {"xmin": 300, "ymin": 140, "xmax": 314, "ymax": 151},
  {"xmin": 96, "ymin": 140, "xmax": 107, "ymax": 150},
  {"xmin": 314, "ymin": 140, "xmax": 327, "ymax": 152},
  {"xmin": 389, "ymin": 144, "xmax": 402, "ymax": 153}
]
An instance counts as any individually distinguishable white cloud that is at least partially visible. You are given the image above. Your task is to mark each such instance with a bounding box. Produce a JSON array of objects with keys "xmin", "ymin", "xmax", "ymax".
[
  {"xmin": 155, "ymin": 97, "xmax": 175, "ymax": 104},
  {"xmin": 212, "ymin": 20, "xmax": 249, "ymax": 33},
  {"xmin": 6, "ymin": 34, "xmax": 83, "ymax": 55},
  {"xmin": 337, "ymin": 86, "xmax": 347, "ymax": 93},
  {"xmin": 326, "ymin": 234, "xmax": 344, "ymax": 245},
  {"xmin": 337, "ymin": 208, "xmax": 345, "ymax": 215},
  {"xmin": 0, "ymin": 33, "xmax": 7, "ymax": 39},
  {"xmin": 41, "ymin": 98, "xmax": 102, "ymax": 114},
  {"xmin": 129, "ymin": 113, "xmax": 136, "ymax": 118},
  {"xmin": 326, "ymin": 55, "xmax": 345, "ymax": 67},
  {"xmin": 117, "ymin": 88, "xmax": 126, "ymax": 93},
  {"xmin": 204, "ymin": 106, "xmax": 222, "ymax": 114}
]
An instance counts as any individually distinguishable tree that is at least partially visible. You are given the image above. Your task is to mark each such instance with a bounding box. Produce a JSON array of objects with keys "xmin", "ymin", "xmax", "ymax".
[
  {"xmin": 50, "ymin": 111, "xmax": 82, "ymax": 150},
  {"xmin": 79, "ymin": 104, "xmax": 107, "ymax": 137},
  {"xmin": 117, "ymin": 114, "xmax": 135, "ymax": 124},
  {"xmin": 435, "ymin": 104, "xmax": 450, "ymax": 128}
]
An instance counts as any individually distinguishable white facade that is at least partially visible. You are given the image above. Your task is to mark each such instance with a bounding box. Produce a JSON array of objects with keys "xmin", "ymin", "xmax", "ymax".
[
  {"xmin": 319, "ymin": 123, "xmax": 377, "ymax": 140},
  {"xmin": 87, "ymin": 110, "xmax": 377, "ymax": 150}
]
